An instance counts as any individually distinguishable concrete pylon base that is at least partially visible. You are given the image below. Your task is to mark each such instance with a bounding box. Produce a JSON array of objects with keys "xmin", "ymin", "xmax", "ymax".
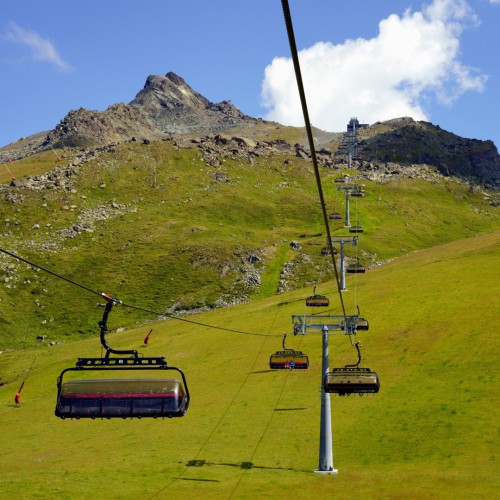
[{"xmin": 314, "ymin": 468, "xmax": 338, "ymax": 475}]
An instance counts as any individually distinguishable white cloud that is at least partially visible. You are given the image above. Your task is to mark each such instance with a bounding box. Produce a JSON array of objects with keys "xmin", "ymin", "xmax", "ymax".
[
  {"xmin": 5, "ymin": 22, "xmax": 72, "ymax": 72},
  {"xmin": 261, "ymin": 0, "xmax": 487, "ymax": 131}
]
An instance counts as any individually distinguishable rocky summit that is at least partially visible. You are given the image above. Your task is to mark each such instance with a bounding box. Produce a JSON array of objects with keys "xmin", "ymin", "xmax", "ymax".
[{"xmin": 129, "ymin": 72, "xmax": 258, "ymax": 135}]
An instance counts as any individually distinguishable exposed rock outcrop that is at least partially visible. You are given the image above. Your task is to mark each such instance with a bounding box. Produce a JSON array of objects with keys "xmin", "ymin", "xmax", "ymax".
[
  {"xmin": 45, "ymin": 103, "xmax": 166, "ymax": 148},
  {"xmin": 129, "ymin": 72, "xmax": 258, "ymax": 134},
  {"xmin": 353, "ymin": 118, "xmax": 500, "ymax": 188}
]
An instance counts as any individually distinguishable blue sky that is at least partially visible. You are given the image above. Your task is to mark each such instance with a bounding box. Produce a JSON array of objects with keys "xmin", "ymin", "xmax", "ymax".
[{"xmin": 1, "ymin": 0, "xmax": 499, "ymax": 150}]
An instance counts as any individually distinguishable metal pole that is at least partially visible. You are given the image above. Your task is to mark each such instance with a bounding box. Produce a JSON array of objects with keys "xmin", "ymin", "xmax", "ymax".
[
  {"xmin": 345, "ymin": 189, "xmax": 350, "ymax": 228},
  {"xmin": 340, "ymin": 241, "xmax": 346, "ymax": 291},
  {"xmin": 352, "ymin": 120, "xmax": 357, "ymax": 162},
  {"xmin": 315, "ymin": 325, "xmax": 338, "ymax": 474}
]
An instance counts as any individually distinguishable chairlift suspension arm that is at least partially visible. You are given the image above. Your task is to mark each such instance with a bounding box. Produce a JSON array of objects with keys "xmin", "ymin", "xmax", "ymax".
[
  {"xmin": 99, "ymin": 297, "xmax": 138, "ymax": 359},
  {"xmin": 345, "ymin": 342, "xmax": 362, "ymax": 368}
]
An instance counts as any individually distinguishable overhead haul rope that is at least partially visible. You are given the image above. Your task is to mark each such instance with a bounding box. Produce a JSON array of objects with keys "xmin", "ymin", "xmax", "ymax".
[
  {"xmin": 0, "ymin": 246, "xmax": 281, "ymax": 338},
  {"xmin": 281, "ymin": 0, "xmax": 354, "ymax": 345}
]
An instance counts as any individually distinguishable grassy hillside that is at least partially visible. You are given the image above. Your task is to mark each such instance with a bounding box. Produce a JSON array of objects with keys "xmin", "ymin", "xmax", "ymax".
[
  {"xmin": 0, "ymin": 230, "xmax": 498, "ymax": 498},
  {"xmin": 0, "ymin": 138, "xmax": 497, "ymax": 349}
]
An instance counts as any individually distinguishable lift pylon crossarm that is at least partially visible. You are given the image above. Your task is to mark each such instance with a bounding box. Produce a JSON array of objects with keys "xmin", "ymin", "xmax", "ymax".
[
  {"xmin": 329, "ymin": 236, "xmax": 358, "ymax": 245},
  {"xmin": 292, "ymin": 314, "xmax": 361, "ymax": 335},
  {"xmin": 336, "ymin": 184, "xmax": 358, "ymax": 192}
]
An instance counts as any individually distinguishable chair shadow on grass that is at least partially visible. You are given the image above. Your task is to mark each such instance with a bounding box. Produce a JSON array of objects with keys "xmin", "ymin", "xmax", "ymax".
[{"xmin": 185, "ymin": 459, "xmax": 311, "ymax": 474}]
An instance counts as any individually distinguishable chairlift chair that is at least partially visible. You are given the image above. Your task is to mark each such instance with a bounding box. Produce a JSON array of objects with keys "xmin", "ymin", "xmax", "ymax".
[
  {"xmin": 321, "ymin": 246, "xmax": 338, "ymax": 255},
  {"xmin": 340, "ymin": 308, "xmax": 369, "ymax": 332},
  {"xmin": 306, "ymin": 287, "xmax": 329, "ymax": 307},
  {"xmin": 324, "ymin": 342, "xmax": 379, "ymax": 395},
  {"xmin": 346, "ymin": 259, "xmax": 366, "ymax": 274},
  {"xmin": 356, "ymin": 318, "xmax": 369, "ymax": 330},
  {"xmin": 350, "ymin": 185, "xmax": 365, "ymax": 197},
  {"xmin": 354, "ymin": 305, "xmax": 369, "ymax": 331},
  {"xmin": 56, "ymin": 376, "xmax": 188, "ymax": 419},
  {"xmin": 55, "ymin": 297, "xmax": 190, "ymax": 419},
  {"xmin": 329, "ymin": 212, "xmax": 343, "ymax": 220},
  {"xmin": 269, "ymin": 334, "xmax": 309, "ymax": 369},
  {"xmin": 324, "ymin": 367, "xmax": 380, "ymax": 395}
]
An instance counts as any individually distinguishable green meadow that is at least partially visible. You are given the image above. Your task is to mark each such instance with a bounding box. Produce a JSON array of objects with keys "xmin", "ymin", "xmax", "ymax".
[
  {"xmin": 1, "ymin": 229, "xmax": 498, "ymax": 499},
  {"xmin": 0, "ymin": 138, "xmax": 497, "ymax": 348},
  {"xmin": 1, "ymin": 133, "xmax": 499, "ymax": 497}
]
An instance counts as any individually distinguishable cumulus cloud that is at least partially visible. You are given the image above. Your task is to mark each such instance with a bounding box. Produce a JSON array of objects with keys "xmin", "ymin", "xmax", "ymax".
[
  {"xmin": 261, "ymin": 0, "xmax": 487, "ymax": 131},
  {"xmin": 5, "ymin": 22, "xmax": 72, "ymax": 72}
]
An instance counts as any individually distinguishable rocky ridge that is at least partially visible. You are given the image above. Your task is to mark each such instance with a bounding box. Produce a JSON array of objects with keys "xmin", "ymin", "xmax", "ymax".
[
  {"xmin": 3, "ymin": 133, "xmax": 497, "ymax": 205},
  {"xmin": 353, "ymin": 117, "xmax": 500, "ymax": 188},
  {"xmin": 0, "ymin": 73, "xmax": 499, "ymax": 188}
]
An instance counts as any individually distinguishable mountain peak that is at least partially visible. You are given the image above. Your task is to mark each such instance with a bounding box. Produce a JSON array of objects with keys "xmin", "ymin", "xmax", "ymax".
[
  {"xmin": 164, "ymin": 71, "xmax": 187, "ymax": 86},
  {"xmin": 133, "ymin": 72, "xmax": 210, "ymax": 115},
  {"xmin": 129, "ymin": 71, "xmax": 257, "ymax": 135}
]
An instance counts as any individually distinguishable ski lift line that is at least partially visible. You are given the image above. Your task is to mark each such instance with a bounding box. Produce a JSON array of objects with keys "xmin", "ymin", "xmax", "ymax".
[
  {"xmin": 25, "ymin": 353, "xmax": 38, "ymax": 375},
  {"xmin": 281, "ymin": 0, "xmax": 348, "ymax": 323},
  {"xmin": 349, "ymin": 188, "xmax": 360, "ymax": 309},
  {"xmin": 354, "ymin": 229, "xmax": 358, "ymax": 309},
  {"xmin": 127, "ymin": 303, "xmax": 281, "ymax": 338},
  {"xmin": 0, "ymin": 246, "xmax": 280, "ymax": 339}
]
